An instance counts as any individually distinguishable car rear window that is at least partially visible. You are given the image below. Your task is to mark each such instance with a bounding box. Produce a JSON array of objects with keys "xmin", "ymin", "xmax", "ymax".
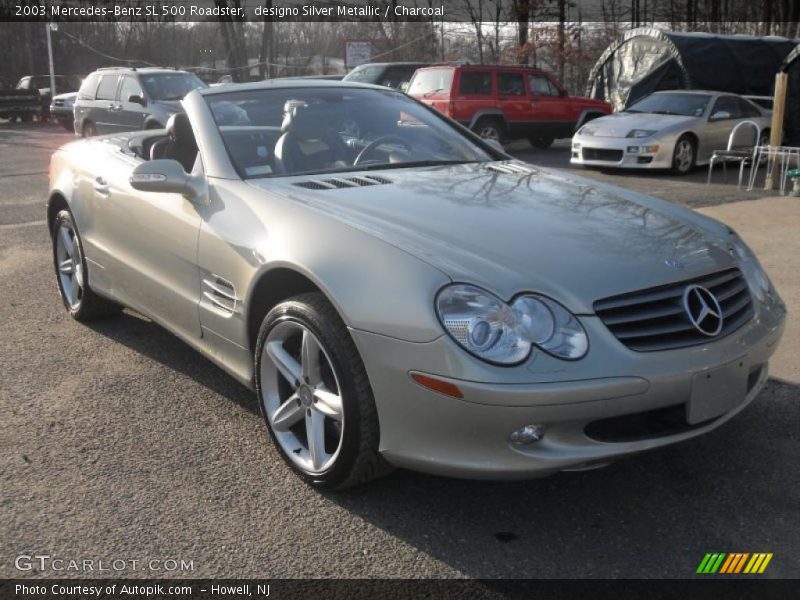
[
  {"xmin": 458, "ymin": 71, "xmax": 493, "ymax": 95},
  {"xmin": 407, "ymin": 69, "xmax": 454, "ymax": 96},
  {"xmin": 95, "ymin": 75, "xmax": 119, "ymax": 101},
  {"xmin": 78, "ymin": 73, "xmax": 100, "ymax": 100}
]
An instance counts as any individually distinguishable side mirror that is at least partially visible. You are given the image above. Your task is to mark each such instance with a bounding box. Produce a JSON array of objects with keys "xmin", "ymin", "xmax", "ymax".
[
  {"xmin": 400, "ymin": 82, "xmax": 409, "ymax": 93},
  {"xmin": 130, "ymin": 159, "xmax": 206, "ymax": 203},
  {"xmin": 710, "ymin": 110, "xmax": 731, "ymax": 121},
  {"xmin": 128, "ymin": 94, "xmax": 146, "ymax": 106}
]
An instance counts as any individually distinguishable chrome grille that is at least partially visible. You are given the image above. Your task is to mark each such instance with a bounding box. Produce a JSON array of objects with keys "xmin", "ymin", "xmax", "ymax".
[{"xmin": 594, "ymin": 268, "xmax": 754, "ymax": 352}]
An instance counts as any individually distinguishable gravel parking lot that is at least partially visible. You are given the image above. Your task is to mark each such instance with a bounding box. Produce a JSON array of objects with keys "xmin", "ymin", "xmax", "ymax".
[{"xmin": 1, "ymin": 123, "xmax": 798, "ymax": 579}]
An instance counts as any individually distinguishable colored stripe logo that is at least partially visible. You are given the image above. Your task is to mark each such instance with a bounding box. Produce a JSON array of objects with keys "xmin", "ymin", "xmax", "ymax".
[{"xmin": 697, "ymin": 553, "xmax": 773, "ymax": 574}]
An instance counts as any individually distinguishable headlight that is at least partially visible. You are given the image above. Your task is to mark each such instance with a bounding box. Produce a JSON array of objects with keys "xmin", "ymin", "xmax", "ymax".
[
  {"xmin": 435, "ymin": 284, "xmax": 589, "ymax": 364},
  {"xmin": 626, "ymin": 129, "xmax": 657, "ymax": 138},
  {"xmin": 578, "ymin": 125, "xmax": 595, "ymax": 136},
  {"xmin": 730, "ymin": 233, "xmax": 772, "ymax": 301}
]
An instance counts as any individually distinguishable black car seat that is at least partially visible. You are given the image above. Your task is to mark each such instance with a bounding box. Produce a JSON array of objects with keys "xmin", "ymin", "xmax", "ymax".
[
  {"xmin": 150, "ymin": 113, "xmax": 198, "ymax": 172},
  {"xmin": 273, "ymin": 101, "xmax": 347, "ymax": 175}
]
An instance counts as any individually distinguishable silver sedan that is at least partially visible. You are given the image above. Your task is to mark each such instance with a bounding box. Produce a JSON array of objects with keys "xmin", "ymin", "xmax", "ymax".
[
  {"xmin": 571, "ymin": 90, "xmax": 771, "ymax": 174},
  {"xmin": 47, "ymin": 81, "xmax": 785, "ymax": 489}
]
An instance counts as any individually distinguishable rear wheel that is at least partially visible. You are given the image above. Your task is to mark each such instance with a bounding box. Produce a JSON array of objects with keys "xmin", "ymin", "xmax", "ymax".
[
  {"xmin": 59, "ymin": 119, "xmax": 74, "ymax": 132},
  {"xmin": 473, "ymin": 117, "xmax": 505, "ymax": 145},
  {"xmin": 671, "ymin": 135, "xmax": 695, "ymax": 175},
  {"xmin": 51, "ymin": 209, "xmax": 121, "ymax": 321},
  {"xmin": 529, "ymin": 135, "xmax": 554, "ymax": 149},
  {"xmin": 254, "ymin": 292, "xmax": 392, "ymax": 490}
]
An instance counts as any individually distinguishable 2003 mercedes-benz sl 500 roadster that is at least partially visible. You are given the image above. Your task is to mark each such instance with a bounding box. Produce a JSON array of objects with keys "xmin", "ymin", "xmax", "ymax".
[{"xmin": 48, "ymin": 80, "xmax": 786, "ymax": 489}]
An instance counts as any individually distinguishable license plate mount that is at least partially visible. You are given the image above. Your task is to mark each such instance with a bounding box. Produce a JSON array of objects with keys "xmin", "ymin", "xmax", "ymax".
[{"xmin": 687, "ymin": 358, "xmax": 748, "ymax": 425}]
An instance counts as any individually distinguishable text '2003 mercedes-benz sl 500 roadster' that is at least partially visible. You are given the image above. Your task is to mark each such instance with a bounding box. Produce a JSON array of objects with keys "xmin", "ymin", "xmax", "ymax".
[{"xmin": 47, "ymin": 80, "xmax": 785, "ymax": 489}]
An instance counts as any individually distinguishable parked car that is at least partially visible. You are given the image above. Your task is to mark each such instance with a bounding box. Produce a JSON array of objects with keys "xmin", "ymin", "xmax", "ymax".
[
  {"xmin": 47, "ymin": 80, "xmax": 785, "ymax": 489},
  {"xmin": 571, "ymin": 90, "xmax": 772, "ymax": 174},
  {"xmin": 342, "ymin": 62, "xmax": 428, "ymax": 89},
  {"xmin": 408, "ymin": 64, "xmax": 611, "ymax": 147},
  {"xmin": 50, "ymin": 91, "xmax": 78, "ymax": 131},
  {"xmin": 0, "ymin": 79, "xmax": 41, "ymax": 122},
  {"xmin": 15, "ymin": 75, "xmax": 82, "ymax": 120},
  {"xmin": 73, "ymin": 67, "xmax": 207, "ymax": 137}
]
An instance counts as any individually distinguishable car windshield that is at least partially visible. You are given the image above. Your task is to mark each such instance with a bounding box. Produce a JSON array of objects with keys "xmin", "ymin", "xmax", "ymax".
[
  {"xmin": 204, "ymin": 87, "xmax": 493, "ymax": 179},
  {"xmin": 140, "ymin": 73, "xmax": 206, "ymax": 101},
  {"xmin": 342, "ymin": 66, "xmax": 382, "ymax": 83},
  {"xmin": 407, "ymin": 69, "xmax": 454, "ymax": 96},
  {"xmin": 625, "ymin": 93, "xmax": 711, "ymax": 117}
]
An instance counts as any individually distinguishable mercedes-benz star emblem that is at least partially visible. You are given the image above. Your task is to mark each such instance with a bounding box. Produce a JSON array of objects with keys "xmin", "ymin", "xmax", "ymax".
[{"xmin": 683, "ymin": 284, "xmax": 724, "ymax": 336}]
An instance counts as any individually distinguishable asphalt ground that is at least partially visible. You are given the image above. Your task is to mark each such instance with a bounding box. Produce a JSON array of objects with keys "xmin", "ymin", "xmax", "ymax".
[{"xmin": 1, "ymin": 122, "xmax": 798, "ymax": 579}]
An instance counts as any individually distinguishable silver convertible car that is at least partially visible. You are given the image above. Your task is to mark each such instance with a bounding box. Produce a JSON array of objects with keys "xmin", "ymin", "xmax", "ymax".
[
  {"xmin": 571, "ymin": 91, "xmax": 771, "ymax": 174},
  {"xmin": 47, "ymin": 81, "xmax": 785, "ymax": 489}
]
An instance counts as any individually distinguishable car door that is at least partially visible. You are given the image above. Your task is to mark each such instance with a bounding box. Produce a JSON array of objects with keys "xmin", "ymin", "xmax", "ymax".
[
  {"xmin": 702, "ymin": 95, "xmax": 743, "ymax": 160},
  {"xmin": 115, "ymin": 75, "xmax": 148, "ymax": 132},
  {"xmin": 91, "ymin": 150, "xmax": 203, "ymax": 340},
  {"xmin": 496, "ymin": 71, "xmax": 528, "ymax": 138},
  {"xmin": 452, "ymin": 69, "xmax": 495, "ymax": 128},
  {"xmin": 526, "ymin": 73, "xmax": 571, "ymax": 137},
  {"xmin": 92, "ymin": 74, "xmax": 122, "ymax": 134}
]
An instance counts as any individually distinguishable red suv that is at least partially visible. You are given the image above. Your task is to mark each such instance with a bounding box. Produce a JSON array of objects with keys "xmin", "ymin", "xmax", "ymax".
[{"xmin": 407, "ymin": 65, "xmax": 611, "ymax": 148}]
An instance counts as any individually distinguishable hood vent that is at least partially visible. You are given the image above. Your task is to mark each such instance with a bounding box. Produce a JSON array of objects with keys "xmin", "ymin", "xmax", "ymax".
[
  {"xmin": 486, "ymin": 162, "xmax": 536, "ymax": 175},
  {"xmin": 294, "ymin": 175, "xmax": 394, "ymax": 190}
]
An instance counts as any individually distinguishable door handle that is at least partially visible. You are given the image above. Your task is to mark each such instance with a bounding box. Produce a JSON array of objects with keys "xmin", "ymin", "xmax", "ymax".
[{"xmin": 93, "ymin": 177, "xmax": 110, "ymax": 196}]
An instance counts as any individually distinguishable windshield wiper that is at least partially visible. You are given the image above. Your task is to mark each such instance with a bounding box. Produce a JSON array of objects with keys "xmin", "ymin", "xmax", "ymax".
[
  {"xmin": 423, "ymin": 88, "xmax": 444, "ymax": 98},
  {"xmin": 363, "ymin": 160, "xmax": 479, "ymax": 171}
]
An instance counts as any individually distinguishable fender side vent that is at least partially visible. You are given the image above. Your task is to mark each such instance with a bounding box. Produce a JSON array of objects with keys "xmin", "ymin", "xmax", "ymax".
[{"xmin": 202, "ymin": 276, "xmax": 240, "ymax": 317}]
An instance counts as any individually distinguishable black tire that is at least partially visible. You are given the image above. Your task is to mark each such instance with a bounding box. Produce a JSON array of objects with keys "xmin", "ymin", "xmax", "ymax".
[
  {"xmin": 473, "ymin": 117, "xmax": 505, "ymax": 145},
  {"xmin": 145, "ymin": 120, "xmax": 163, "ymax": 130},
  {"xmin": 529, "ymin": 135, "xmax": 554, "ymax": 149},
  {"xmin": 20, "ymin": 113, "xmax": 33, "ymax": 123},
  {"xmin": 671, "ymin": 134, "xmax": 696, "ymax": 175},
  {"xmin": 51, "ymin": 209, "xmax": 121, "ymax": 321},
  {"xmin": 59, "ymin": 119, "xmax": 74, "ymax": 132},
  {"xmin": 254, "ymin": 292, "xmax": 392, "ymax": 490},
  {"xmin": 82, "ymin": 121, "xmax": 97, "ymax": 138}
]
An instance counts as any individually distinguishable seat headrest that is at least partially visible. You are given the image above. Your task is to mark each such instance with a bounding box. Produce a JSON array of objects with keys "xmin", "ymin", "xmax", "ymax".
[
  {"xmin": 281, "ymin": 101, "xmax": 327, "ymax": 138},
  {"xmin": 166, "ymin": 112, "xmax": 196, "ymax": 149}
]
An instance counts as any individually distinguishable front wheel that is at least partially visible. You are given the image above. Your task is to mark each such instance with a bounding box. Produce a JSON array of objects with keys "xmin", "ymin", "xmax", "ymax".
[
  {"xmin": 473, "ymin": 117, "xmax": 505, "ymax": 145},
  {"xmin": 82, "ymin": 121, "xmax": 97, "ymax": 138},
  {"xmin": 671, "ymin": 135, "xmax": 695, "ymax": 175},
  {"xmin": 59, "ymin": 119, "xmax": 74, "ymax": 132},
  {"xmin": 51, "ymin": 209, "xmax": 121, "ymax": 321},
  {"xmin": 254, "ymin": 292, "xmax": 392, "ymax": 490}
]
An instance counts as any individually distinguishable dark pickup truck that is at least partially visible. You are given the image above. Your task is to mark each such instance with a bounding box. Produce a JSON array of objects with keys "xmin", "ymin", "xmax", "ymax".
[{"xmin": 0, "ymin": 75, "xmax": 82, "ymax": 122}]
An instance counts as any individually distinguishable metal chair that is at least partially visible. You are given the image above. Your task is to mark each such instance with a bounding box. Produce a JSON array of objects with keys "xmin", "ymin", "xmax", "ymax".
[{"xmin": 707, "ymin": 120, "xmax": 760, "ymax": 189}]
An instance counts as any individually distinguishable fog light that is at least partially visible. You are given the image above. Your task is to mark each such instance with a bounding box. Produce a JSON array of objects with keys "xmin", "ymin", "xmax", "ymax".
[
  {"xmin": 509, "ymin": 424, "xmax": 546, "ymax": 445},
  {"xmin": 626, "ymin": 146, "xmax": 639, "ymax": 153},
  {"xmin": 641, "ymin": 144, "xmax": 660, "ymax": 153}
]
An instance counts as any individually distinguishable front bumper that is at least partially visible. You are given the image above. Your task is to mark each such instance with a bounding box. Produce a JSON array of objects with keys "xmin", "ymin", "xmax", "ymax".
[
  {"xmin": 351, "ymin": 296, "xmax": 786, "ymax": 479},
  {"xmin": 49, "ymin": 106, "xmax": 73, "ymax": 120},
  {"xmin": 570, "ymin": 135, "xmax": 674, "ymax": 169}
]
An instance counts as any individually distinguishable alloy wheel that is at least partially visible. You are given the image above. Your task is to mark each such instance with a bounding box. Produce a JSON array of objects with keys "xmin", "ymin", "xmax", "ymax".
[
  {"xmin": 674, "ymin": 139, "xmax": 694, "ymax": 173},
  {"xmin": 55, "ymin": 221, "xmax": 84, "ymax": 310},
  {"xmin": 260, "ymin": 320, "xmax": 344, "ymax": 475},
  {"xmin": 479, "ymin": 125, "xmax": 501, "ymax": 141}
]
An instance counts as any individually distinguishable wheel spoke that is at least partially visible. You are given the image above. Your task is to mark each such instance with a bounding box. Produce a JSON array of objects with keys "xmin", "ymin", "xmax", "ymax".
[
  {"xmin": 305, "ymin": 408, "xmax": 327, "ymax": 470},
  {"xmin": 271, "ymin": 393, "xmax": 304, "ymax": 432},
  {"xmin": 59, "ymin": 227, "xmax": 73, "ymax": 256},
  {"xmin": 59, "ymin": 259, "xmax": 73, "ymax": 274},
  {"xmin": 69, "ymin": 277, "xmax": 79, "ymax": 305},
  {"xmin": 266, "ymin": 341, "xmax": 302, "ymax": 388},
  {"xmin": 313, "ymin": 388, "xmax": 342, "ymax": 421},
  {"xmin": 300, "ymin": 330, "xmax": 321, "ymax": 384}
]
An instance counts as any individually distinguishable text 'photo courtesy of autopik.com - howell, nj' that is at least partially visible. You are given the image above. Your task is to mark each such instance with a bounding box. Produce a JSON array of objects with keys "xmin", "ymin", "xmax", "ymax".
[{"xmin": 0, "ymin": 0, "xmax": 799, "ymax": 598}]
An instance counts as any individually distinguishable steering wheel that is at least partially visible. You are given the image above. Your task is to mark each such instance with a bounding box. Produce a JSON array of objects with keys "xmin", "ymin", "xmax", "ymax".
[{"xmin": 353, "ymin": 135, "xmax": 412, "ymax": 166}]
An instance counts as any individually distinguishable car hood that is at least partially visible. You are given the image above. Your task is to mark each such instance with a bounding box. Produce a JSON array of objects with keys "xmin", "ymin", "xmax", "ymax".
[
  {"xmin": 250, "ymin": 162, "xmax": 735, "ymax": 314},
  {"xmin": 581, "ymin": 112, "xmax": 695, "ymax": 137}
]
